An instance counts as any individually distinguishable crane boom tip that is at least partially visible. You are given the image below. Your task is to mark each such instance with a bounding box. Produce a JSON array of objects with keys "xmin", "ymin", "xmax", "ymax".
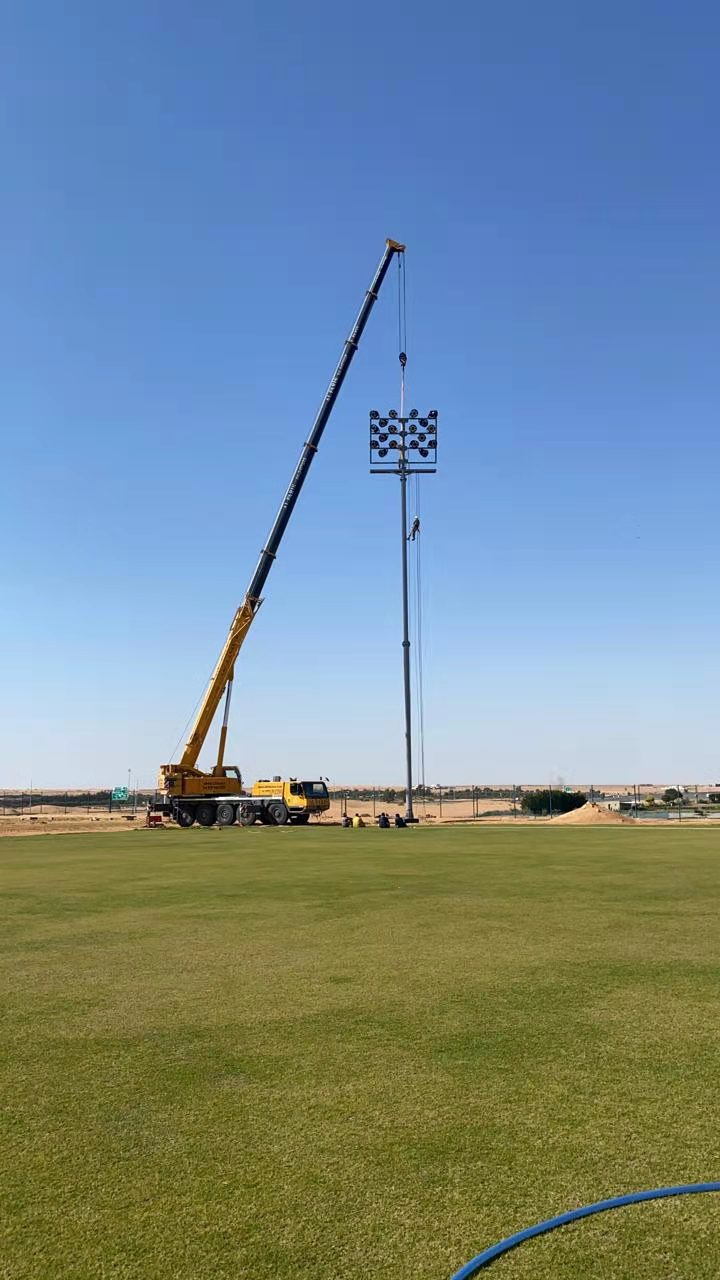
[{"xmin": 386, "ymin": 238, "xmax": 406, "ymax": 252}]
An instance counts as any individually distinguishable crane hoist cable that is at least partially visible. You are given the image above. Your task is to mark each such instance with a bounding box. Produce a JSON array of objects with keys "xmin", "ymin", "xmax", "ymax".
[
  {"xmin": 396, "ymin": 250, "xmax": 428, "ymax": 811},
  {"xmin": 397, "ymin": 249, "xmax": 407, "ymax": 364},
  {"xmin": 394, "ymin": 254, "xmax": 407, "ymax": 419},
  {"xmin": 160, "ymin": 238, "xmax": 406, "ymax": 801},
  {"xmin": 410, "ymin": 471, "xmax": 427, "ymax": 809}
]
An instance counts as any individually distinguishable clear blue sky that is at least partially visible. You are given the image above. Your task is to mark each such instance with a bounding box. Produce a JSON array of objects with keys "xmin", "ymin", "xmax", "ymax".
[{"xmin": 3, "ymin": 1, "xmax": 719, "ymax": 788}]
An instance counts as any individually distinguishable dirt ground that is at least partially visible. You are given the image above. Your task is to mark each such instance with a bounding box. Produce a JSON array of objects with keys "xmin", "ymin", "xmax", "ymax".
[
  {"xmin": 0, "ymin": 812, "xmax": 148, "ymax": 838},
  {"xmin": 0, "ymin": 796, "xmax": 507, "ymax": 837},
  {"xmin": 0, "ymin": 803, "xmax": 481, "ymax": 837},
  {"xmin": 1, "ymin": 797, "xmax": 714, "ymax": 838},
  {"xmin": 322, "ymin": 797, "xmax": 513, "ymax": 825},
  {"xmin": 324, "ymin": 798, "xmax": 642, "ymax": 825}
]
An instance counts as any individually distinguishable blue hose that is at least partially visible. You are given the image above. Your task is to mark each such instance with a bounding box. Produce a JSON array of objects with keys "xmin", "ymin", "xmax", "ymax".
[{"xmin": 450, "ymin": 1182, "xmax": 720, "ymax": 1277}]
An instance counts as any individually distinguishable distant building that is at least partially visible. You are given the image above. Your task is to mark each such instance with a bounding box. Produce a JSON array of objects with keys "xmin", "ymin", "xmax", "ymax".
[{"xmin": 599, "ymin": 798, "xmax": 638, "ymax": 813}]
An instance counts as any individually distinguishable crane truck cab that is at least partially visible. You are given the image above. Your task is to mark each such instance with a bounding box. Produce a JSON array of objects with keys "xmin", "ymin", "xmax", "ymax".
[{"xmin": 252, "ymin": 778, "xmax": 330, "ymax": 823}]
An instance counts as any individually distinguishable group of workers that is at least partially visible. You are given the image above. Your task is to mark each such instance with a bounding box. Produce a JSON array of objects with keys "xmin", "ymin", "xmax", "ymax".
[{"xmin": 341, "ymin": 812, "xmax": 407, "ymax": 829}]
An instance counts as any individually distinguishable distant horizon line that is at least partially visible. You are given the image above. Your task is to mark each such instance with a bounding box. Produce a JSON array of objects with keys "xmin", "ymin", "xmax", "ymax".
[{"xmin": 1, "ymin": 781, "xmax": 717, "ymax": 794}]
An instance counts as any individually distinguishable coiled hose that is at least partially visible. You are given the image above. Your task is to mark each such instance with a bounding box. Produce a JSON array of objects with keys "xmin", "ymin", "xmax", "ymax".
[{"xmin": 450, "ymin": 1181, "xmax": 720, "ymax": 1277}]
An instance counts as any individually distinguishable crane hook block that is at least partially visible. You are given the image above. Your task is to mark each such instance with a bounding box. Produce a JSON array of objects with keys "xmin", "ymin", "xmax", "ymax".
[{"xmin": 399, "ymin": 351, "xmax": 408, "ymax": 368}]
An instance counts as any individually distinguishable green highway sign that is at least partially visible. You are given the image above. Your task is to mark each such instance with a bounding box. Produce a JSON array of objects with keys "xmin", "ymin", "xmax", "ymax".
[{"xmin": 111, "ymin": 787, "xmax": 129, "ymax": 802}]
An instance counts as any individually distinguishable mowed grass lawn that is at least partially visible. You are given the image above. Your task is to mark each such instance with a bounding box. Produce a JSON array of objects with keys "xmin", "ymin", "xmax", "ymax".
[{"xmin": 3, "ymin": 827, "xmax": 720, "ymax": 1279}]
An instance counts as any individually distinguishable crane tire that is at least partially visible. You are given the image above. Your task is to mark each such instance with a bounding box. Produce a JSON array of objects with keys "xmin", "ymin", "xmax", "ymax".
[
  {"xmin": 267, "ymin": 801, "xmax": 289, "ymax": 826},
  {"xmin": 237, "ymin": 804, "xmax": 257, "ymax": 827},
  {"xmin": 196, "ymin": 803, "xmax": 217, "ymax": 827},
  {"xmin": 216, "ymin": 802, "xmax": 236, "ymax": 826},
  {"xmin": 176, "ymin": 807, "xmax": 195, "ymax": 828}
]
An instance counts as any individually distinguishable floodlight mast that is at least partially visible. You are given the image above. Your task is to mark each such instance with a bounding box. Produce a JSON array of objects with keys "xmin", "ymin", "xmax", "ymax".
[
  {"xmin": 160, "ymin": 239, "xmax": 406, "ymax": 798},
  {"xmin": 369, "ymin": 401, "xmax": 438, "ymax": 822}
]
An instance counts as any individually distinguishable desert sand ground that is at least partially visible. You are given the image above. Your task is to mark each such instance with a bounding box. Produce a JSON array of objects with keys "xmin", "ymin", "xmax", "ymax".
[
  {"xmin": 0, "ymin": 796, "xmax": 535, "ymax": 837},
  {"xmin": 3, "ymin": 795, "xmax": 714, "ymax": 837},
  {"xmin": 322, "ymin": 796, "xmax": 512, "ymax": 824},
  {"xmin": 325, "ymin": 798, "xmax": 637, "ymax": 826},
  {"xmin": 0, "ymin": 810, "xmax": 147, "ymax": 838}
]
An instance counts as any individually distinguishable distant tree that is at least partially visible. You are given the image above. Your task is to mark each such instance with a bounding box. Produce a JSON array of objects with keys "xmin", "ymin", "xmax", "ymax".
[
  {"xmin": 662, "ymin": 788, "xmax": 681, "ymax": 805},
  {"xmin": 521, "ymin": 789, "xmax": 586, "ymax": 817},
  {"xmin": 383, "ymin": 789, "xmax": 397, "ymax": 805}
]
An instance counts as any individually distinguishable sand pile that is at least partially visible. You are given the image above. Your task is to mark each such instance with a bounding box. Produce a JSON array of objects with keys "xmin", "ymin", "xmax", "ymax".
[{"xmin": 552, "ymin": 803, "xmax": 635, "ymax": 825}]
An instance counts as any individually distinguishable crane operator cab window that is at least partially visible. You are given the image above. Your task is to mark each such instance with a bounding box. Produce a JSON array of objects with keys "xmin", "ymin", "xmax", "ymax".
[{"xmin": 289, "ymin": 782, "xmax": 327, "ymax": 799}]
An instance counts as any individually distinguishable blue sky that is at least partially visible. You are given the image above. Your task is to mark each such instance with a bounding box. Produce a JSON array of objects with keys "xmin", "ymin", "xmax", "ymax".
[{"xmin": 2, "ymin": 1, "xmax": 719, "ymax": 788}]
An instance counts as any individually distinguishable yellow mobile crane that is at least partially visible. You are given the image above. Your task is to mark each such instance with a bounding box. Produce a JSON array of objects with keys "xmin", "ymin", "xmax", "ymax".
[{"xmin": 158, "ymin": 238, "xmax": 406, "ymax": 828}]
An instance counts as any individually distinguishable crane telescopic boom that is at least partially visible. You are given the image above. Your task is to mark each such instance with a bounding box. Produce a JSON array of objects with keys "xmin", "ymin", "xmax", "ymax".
[{"xmin": 160, "ymin": 238, "xmax": 405, "ymax": 800}]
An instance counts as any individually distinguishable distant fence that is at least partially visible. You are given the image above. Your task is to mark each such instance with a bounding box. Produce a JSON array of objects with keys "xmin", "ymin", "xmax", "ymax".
[
  {"xmin": 3, "ymin": 786, "xmax": 719, "ymax": 822},
  {"xmin": 329, "ymin": 786, "xmax": 524, "ymax": 818},
  {"xmin": 0, "ymin": 790, "xmax": 156, "ymax": 815},
  {"xmin": 328, "ymin": 786, "xmax": 720, "ymax": 820}
]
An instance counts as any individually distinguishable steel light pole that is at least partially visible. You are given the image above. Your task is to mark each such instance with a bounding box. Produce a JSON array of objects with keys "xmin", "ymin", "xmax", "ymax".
[{"xmin": 370, "ymin": 404, "xmax": 438, "ymax": 822}]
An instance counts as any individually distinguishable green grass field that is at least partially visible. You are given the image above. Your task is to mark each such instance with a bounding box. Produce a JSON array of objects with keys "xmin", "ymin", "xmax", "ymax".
[{"xmin": 3, "ymin": 825, "xmax": 720, "ymax": 1279}]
